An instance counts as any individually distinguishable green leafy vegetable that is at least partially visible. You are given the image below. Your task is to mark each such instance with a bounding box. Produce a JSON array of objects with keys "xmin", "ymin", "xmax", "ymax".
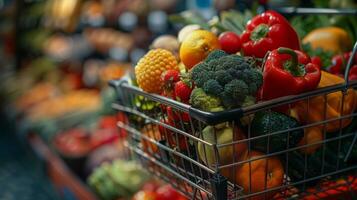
[{"xmin": 302, "ymin": 43, "xmax": 333, "ymax": 69}]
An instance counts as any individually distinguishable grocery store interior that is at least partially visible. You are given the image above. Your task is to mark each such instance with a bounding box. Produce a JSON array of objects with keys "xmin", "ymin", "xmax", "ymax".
[{"xmin": 0, "ymin": 0, "xmax": 357, "ymax": 199}]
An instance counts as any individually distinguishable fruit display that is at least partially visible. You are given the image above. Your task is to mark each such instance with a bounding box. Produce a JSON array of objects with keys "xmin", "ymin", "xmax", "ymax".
[
  {"xmin": 119, "ymin": 6, "xmax": 357, "ymax": 200},
  {"xmin": 3, "ymin": 1, "xmax": 251, "ymax": 200},
  {"xmin": 25, "ymin": 89, "xmax": 101, "ymax": 121}
]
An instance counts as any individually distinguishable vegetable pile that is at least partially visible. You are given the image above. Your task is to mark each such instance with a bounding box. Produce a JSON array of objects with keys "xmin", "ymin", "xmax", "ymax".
[
  {"xmin": 130, "ymin": 8, "xmax": 357, "ymax": 200},
  {"xmin": 191, "ymin": 50, "xmax": 262, "ymax": 109}
]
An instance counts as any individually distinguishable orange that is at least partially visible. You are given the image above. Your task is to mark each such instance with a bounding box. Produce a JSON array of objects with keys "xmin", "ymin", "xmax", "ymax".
[
  {"xmin": 233, "ymin": 151, "xmax": 284, "ymax": 200},
  {"xmin": 135, "ymin": 49, "xmax": 178, "ymax": 94},
  {"xmin": 179, "ymin": 30, "xmax": 220, "ymax": 69},
  {"xmin": 298, "ymin": 126, "xmax": 323, "ymax": 155}
]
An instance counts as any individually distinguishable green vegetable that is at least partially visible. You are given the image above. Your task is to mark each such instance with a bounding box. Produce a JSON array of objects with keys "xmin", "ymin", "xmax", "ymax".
[
  {"xmin": 210, "ymin": 10, "xmax": 253, "ymax": 35},
  {"xmin": 87, "ymin": 159, "xmax": 150, "ymax": 200},
  {"xmin": 190, "ymin": 50, "xmax": 262, "ymax": 109},
  {"xmin": 250, "ymin": 111, "xmax": 304, "ymax": 153},
  {"xmin": 169, "ymin": 11, "xmax": 210, "ymax": 30},
  {"xmin": 189, "ymin": 88, "xmax": 224, "ymax": 112},
  {"xmin": 290, "ymin": 0, "xmax": 357, "ymax": 43},
  {"xmin": 205, "ymin": 49, "xmax": 228, "ymax": 62},
  {"xmin": 302, "ymin": 43, "xmax": 333, "ymax": 69},
  {"xmin": 290, "ymin": 15, "xmax": 330, "ymax": 39}
]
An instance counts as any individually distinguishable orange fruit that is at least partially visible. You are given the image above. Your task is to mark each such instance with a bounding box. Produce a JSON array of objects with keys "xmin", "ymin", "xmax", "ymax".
[
  {"xmin": 135, "ymin": 49, "xmax": 178, "ymax": 94},
  {"xmin": 179, "ymin": 30, "xmax": 220, "ymax": 69},
  {"xmin": 298, "ymin": 126, "xmax": 323, "ymax": 155},
  {"xmin": 141, "ymin": 124, "xmax": 162, "ymax": 154},
  {"xmin": 232, "ymin": 151, "xmax": 284, "ymax": 200}
]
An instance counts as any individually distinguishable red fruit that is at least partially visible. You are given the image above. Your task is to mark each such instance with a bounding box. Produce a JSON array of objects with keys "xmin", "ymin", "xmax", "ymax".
[
  {"xmin": 158, "ymin": 118, "xmax": 174, "ymax": 137},
  {"xmin": 156, "ymin": 185, "xmax": 186, "ymax": 200},
  {"xmin": 141, "ymin": 181, "xmax": 161, "ymax": 192},
  {"xmin": 311, "ymin": 56, "xmax": 322, "ymax": 69},
  {"xmin": 218, "ymin": 32, "xmax": 241, "ymax": 54},
  {"xmin": 167, "ymin": 106, "xmax": 190, "ymax": 122},
  {"xmin": 161, "ymin": 90, "xmax": 175, "ymax": 100},
  {"xmin": 98, "ymin": 115, "xmax": 117, "ymax": 130},
  {"xmin": 161, "ymin": 70, "xmax": 180, "ymax": 90},
  {"xmin": 166, "ymin": 106, "xmax": 177, "ymax": 121},
  {"xmin": 90, "ymin": 129, "xmax": 119, "ymax": 150},
  {"xmin": 132, "ymin": 191, "xmax": 157, "ymax": 200},
  {"xmin": 348, "ymin": 65, "xmax": 357, "ymax": 81},
  {"xmin": 174, "ymin": 81, "xmax": 193, "ymax": 104},
  {"xmin": 158, "ymin": 118, "xmax": 189, "ymax": 151}
]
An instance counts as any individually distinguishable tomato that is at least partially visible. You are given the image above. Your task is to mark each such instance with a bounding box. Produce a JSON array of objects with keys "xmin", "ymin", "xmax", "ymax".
[
  {"xmin": 156, "ymin": 185, "xmax": 186, "ymax": 200},
  {"xmin": 218, "ymin": 32, "xmax": 241, "ymax": 54}
]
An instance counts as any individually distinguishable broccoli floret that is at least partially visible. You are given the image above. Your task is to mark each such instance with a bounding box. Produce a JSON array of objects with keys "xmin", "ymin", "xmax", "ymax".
[
  {"xmin": 190, "ymin": 52, "xmax": 263, "ymax": 109},
  {"xmin": 191, "ymin": 62, "xmax": 213, "ymax": 87},
  {"xmin": 203, "ymin": 79, "xmax": 223, "ymax": 96},
  {"xmin": 221, "ymin": 80, "xmax": 249, "ymax": 108},
  {"xmin": 205, "ymin": 50, "xmax": 227, "ymax": 63},
  {"xmin": 189, "ymin": 88, "xmax": 224, "ymax": 112},
  {"xmin": 215, "ymin": 70, "xmax": 233, "ymax": 85}
]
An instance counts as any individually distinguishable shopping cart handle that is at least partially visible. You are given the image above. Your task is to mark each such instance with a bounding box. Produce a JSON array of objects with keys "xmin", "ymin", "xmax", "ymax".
[
  {"xmin": 189, "ymin": 107, "xmax": 244, "ymax": 125},
  {"xmin": 108, "ymin": 79, "xmax": 124, "ymax": 88}
]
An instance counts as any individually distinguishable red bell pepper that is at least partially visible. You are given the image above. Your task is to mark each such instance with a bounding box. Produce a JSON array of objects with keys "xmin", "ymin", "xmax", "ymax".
[
  {"xmin": 328, "ymin": 51, "xmax": 357, "ymax": 81},
  {"xmin": 240, "ymin": 10, "xmax": 300, "ymax": 58},
  {"xmin": 260, "ymin": 47, "xmax": 321, "ymax": 101}
]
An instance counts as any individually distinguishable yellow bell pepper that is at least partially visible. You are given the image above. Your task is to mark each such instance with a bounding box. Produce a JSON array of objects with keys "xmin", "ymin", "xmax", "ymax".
[
  {"xmin": 302, "ymin": 27, "xmax": 352, "ymax": 54},
  {"xmin": 292, "ymin": 71, "xmax": 356, "ymax": 133}
]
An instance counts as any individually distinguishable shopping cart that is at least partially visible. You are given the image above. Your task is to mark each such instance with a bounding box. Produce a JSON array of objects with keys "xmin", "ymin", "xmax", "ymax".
[{"xmin": 110, "ymin": 9, "xmax": 357, "ymax": 200}]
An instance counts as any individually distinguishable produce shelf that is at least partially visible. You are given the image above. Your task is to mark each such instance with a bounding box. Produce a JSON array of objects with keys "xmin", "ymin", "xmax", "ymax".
[{"xmin": 28, "ymin": 133, "xmax": 98, "ymax": 200}]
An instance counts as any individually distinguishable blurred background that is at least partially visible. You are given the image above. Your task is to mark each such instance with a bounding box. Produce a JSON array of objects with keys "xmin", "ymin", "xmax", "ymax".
[{"xmin": 0, "ymin": 0, "xmax": 356, "ymax": 200}]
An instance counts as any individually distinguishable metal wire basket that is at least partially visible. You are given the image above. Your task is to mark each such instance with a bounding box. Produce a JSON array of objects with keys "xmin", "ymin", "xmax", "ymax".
[{"xmin": 110, "ymin": 15, "xmax": 357, "ymax": 200}]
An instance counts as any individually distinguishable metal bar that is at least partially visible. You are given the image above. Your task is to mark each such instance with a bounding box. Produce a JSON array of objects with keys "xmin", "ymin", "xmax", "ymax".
[
  {"xmin": 344, "ymin": 42, "xmax": 357, "ymax": 87},
  {"xmin": 120, "ymin": 83, "xmax": 190, "ymax": 111},
  {"xmin": 112, "ymin": 77, "xmax": 357, "ymax": 124},
  {"xmin": 236, "ymin": 166, "xmax": 357, "ymax": 199},
  {"xmin": 117, "ymin": 121, "xmax": 216, "ymax": 174},
  {"xmin": 273, "ymin": 7, "xmax": 357, "ymax": 15},
  {"xmin": 219, "ymin": 131, "xmax": 357, "ymax": 169},
  {"xmin": 217, "ymin": 112, "xmax": 357, "ymax": 148},
  {"xmin": 113, "ymin": 103, "xmax": 214, "ymax": 146},
  {"xmin": 127, "ymin": 144, "xmax": 213, "ymax": 195},
  {"xmin": 242, "ymin": 82, "xmax": 357, "ymax": 115}
]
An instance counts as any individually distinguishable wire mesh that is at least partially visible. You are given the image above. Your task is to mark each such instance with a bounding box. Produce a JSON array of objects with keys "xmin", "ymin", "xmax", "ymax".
[
  {"xmin": 111, "ymin": 74, "xmax": 357, "ymax": 199},
  {"xmin": 109, "ymin": 17, "xmax": 357, "ymax": 199}
]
